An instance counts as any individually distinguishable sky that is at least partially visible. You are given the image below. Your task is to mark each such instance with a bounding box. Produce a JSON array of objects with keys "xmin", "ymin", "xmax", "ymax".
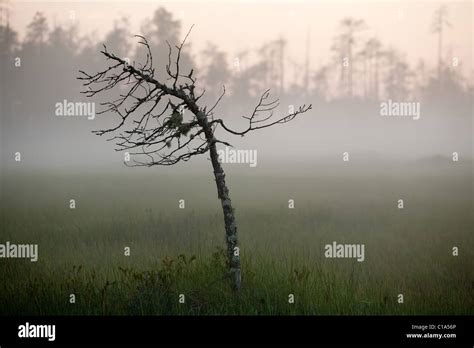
[
  {"xmin": 1, "ymin": 0, "xmax": 472, "ymax": 169},
  {"xmin": 5, "ymin": 0, "xmax": 473, "ymax": 78}
]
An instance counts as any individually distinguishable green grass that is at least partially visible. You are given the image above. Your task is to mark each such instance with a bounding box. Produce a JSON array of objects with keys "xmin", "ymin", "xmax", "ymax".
[{"xmin": 0, "ymin": 162, "xmax": 472, "ymax": 315}]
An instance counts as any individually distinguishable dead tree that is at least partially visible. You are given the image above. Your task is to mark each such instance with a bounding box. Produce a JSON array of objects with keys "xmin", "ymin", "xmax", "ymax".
[{"xmin": 78, "ymin": 28, "xmax": 311, "ymax": 291}]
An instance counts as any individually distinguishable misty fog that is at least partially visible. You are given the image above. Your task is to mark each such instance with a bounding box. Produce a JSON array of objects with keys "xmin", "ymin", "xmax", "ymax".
[{"xmin": 1, "ymin": 1, "xmax": 472, "ymax": 175}]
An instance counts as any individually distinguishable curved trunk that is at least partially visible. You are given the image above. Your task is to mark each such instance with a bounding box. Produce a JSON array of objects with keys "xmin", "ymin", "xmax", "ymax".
[
  {"xmin": 208, "ymin": 142, "xmax": 241, "ymax": 291},
  {"xmin": 199, "ymin": 116, "xmax": 241, "ymax": 291}
]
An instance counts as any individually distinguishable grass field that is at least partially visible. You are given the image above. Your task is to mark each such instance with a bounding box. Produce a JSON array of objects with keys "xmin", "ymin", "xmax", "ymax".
[{"xmin": 0, "ymin": 159, "xmax": 472, "ymax": 315}]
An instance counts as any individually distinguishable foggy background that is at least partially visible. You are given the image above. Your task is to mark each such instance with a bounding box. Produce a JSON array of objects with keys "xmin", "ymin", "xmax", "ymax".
[
  {"xmin": 0, "ymin": 0, "xmax": 472, "ymax": 174},
  {"xmin": 0, "ymin": 1, "xmax": 473, "ymax": 317}
]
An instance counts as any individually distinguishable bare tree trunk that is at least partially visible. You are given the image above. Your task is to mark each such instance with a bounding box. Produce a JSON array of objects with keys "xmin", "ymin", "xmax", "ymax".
[
  {"xmin": 201, "ymin": 119, "xmax": 241, "ymax": 291},
  {"xmin": 81, "ymin": 32, "xmax": 311, "ymax": 293}
]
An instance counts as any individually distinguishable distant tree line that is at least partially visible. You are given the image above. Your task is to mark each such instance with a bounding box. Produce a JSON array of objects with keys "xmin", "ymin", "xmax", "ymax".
[{"xmin": 1, "ymin": 6, "xmax": 472, "ymax": 139}]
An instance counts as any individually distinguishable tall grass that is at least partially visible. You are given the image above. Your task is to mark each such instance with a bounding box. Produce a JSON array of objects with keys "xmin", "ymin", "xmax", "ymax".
[{"xmin": 0, "ymin": 162, "xmax": 472, "ymax": 315}]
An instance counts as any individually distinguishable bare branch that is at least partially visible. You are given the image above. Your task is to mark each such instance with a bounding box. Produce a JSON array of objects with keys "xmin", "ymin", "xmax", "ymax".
[
  {"xmin": 207, "ymin": 85, "xmax": 226, "ymax": 117},
  {"xmin": 213, "ymin": 89, "xmax": 312, "ymax": 136},
  {"xmin": 78, "ymin": 30, "xmax": 311, "ymax": 167},
  {"xmin": 78, "ymin": 33, "xmax": 207, "ymax": 166}
]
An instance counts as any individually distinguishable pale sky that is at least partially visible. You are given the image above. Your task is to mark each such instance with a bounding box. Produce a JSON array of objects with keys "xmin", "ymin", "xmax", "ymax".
[{"xmin": 5, "ymin": 0, "xmax": 473, "ymax": 77}]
